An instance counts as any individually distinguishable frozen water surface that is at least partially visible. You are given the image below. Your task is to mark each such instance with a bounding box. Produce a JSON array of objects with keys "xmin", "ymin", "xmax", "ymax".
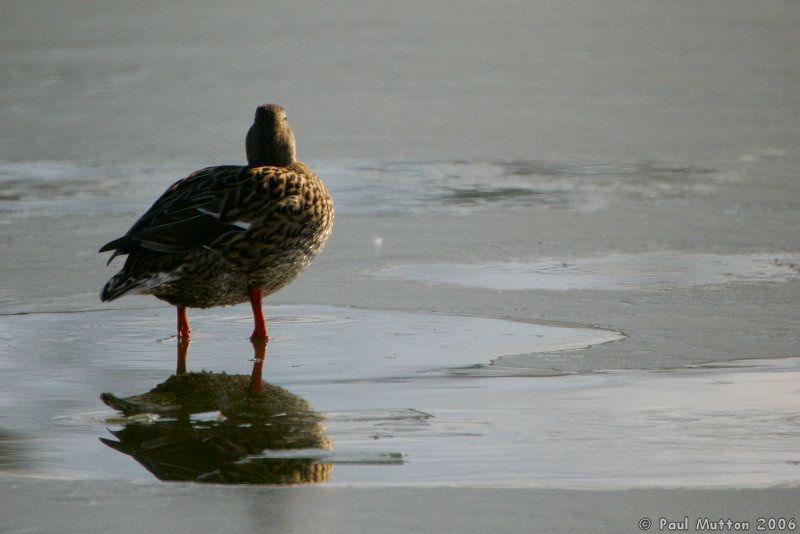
[
  {"xmin": 0, "ymin": 158, "xmax": 728, "ymax": 219},
  {"xmin": 1, "ymin": 2, "xmax": 799, "ymax": 529}
]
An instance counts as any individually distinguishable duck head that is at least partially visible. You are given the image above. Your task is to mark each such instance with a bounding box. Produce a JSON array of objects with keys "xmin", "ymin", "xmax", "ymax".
[{"xmin": 246, "ymin": 103, "xmax": 296, "ymax": 167}]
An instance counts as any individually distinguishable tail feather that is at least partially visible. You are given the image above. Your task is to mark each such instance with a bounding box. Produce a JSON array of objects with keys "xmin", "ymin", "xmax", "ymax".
[
  {"xmin": 101, "ymin": 273, "xmax": 141, "ymax": 302},
  {"xmin": 101, "ymin": 270, "xmax": 176, "ymax": 302},
  {"xmin": 99, "ymin": 237, "xmax": 131, "ymax": 265}
]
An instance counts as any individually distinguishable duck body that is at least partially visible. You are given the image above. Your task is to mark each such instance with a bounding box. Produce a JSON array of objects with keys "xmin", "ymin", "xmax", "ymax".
[
  {"xmin": 100, "ymin": 104, "xmax": 333, "ymax": 337},
  {"xmin": 101, "ymin": 161, "xmax": 333, "ymax": 308}
]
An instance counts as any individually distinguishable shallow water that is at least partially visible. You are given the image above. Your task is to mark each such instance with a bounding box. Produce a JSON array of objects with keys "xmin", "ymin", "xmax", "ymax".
[
  {"xmin": 2, "ymin": 304, "xmax": 798, "ymax": 488},
  {"xmin": 0, "ymin": 305, "xmax": 623, "ymax": 482}
]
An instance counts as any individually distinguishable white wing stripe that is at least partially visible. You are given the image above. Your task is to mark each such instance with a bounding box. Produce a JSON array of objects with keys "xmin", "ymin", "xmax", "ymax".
[{"xmin": 197, "ymin": 207, "xmax": 222, "ymax": 218}]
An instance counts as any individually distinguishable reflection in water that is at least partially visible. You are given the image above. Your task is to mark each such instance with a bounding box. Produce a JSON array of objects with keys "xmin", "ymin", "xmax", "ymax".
[
  {"xmin": 0, "ymin": 430, "xmax": 30, "ymax": 473},
  {"xmin": 101, "ymin": 338, "xmax": 332, "ymax": 484}
]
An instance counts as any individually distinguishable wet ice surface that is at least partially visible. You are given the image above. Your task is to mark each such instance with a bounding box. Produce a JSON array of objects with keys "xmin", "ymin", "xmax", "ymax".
[
  {"xmin": 321, "ymin": 160, "xmax": 726, "ymax": 215},
  {"xmin": 1, "ymin": 304, "xmax": 798, "ymax": 488},
  {"xmin": 0, "ymin": 159, "xmax": 192, "ymax": 220},
  {"xmin": 377, "ymin": 254, "xmax": 800, "ymax": 291},
  {"xmin": 0, "ymin": 158, "xmax": 727, "ymax": 219}
]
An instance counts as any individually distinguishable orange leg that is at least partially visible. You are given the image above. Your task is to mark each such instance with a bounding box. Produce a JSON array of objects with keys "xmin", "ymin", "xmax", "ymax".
[
  {"xmin": 176, "ymin": 336, "xmax": 190, "ymax": 375},
  {"xmin": 248, "ymin": 336, "xmax": 267, "ymax": 395},
  {"xmin": 248, "ymin": 287, "xmax": 269, "ymax": 340},
  {"xmin": 177, "ymin": 306, "xmax": 191, "ymax": 338}
]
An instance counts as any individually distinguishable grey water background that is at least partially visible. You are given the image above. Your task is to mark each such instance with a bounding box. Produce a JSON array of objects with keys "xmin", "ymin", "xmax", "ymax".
[{"xmin": 2, "ymin": 1, "xmax": 800, "ymax": 532}]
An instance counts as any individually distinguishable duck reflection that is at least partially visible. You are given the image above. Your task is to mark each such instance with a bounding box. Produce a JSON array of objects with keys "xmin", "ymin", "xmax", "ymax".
[{"xmin": 101, "ymin": 338, "xmax": 332, "ymax": 484}]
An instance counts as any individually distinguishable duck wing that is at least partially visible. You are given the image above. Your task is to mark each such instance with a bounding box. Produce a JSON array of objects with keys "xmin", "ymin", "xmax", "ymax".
[{"xmin": 100, "ymin": 165, "xmax": 298, "ymax": 263}]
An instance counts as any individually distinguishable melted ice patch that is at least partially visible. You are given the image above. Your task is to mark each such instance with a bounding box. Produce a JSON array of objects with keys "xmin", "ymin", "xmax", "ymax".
[
  {"xmin": 377, "ymin": 253, "xmax": 800, "ymax": 291},
  {"xmin": 0, "ymin": 159, "xmax": 725, "ymax": 220},
  {"xmin": 0, "ymin": 305, "xmax": 623, "ymax": 482},
  {"xmin": 319, "ymin": 160, "xmax": 724, "ymax": 215}
]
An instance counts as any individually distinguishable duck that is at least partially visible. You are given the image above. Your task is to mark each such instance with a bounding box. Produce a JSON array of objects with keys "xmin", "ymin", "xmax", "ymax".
[{"xmin": 99, "ymin": 104, "xmax": 334, "ymax": 340}]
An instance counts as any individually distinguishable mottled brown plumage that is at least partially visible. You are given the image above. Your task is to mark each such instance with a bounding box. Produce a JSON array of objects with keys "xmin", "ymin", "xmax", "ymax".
[{"xmin": 100, "ymin": 104, "xmax": 333, "ymax": 338}]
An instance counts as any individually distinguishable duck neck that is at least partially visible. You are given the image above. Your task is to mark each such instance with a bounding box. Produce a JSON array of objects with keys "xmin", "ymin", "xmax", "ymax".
[{"xmin": 246, "ymin": 124, "xmax": 296, "ymax": 167}]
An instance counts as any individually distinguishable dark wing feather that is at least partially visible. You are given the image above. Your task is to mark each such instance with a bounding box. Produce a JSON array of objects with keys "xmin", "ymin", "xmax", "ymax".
[
  {"xmin": 130, "ymin": 213, "xmax": 234, "ymax": 253},
  {"xmin": 99, "ymin": 165, "xmax": 264, "ymax": 260}
]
